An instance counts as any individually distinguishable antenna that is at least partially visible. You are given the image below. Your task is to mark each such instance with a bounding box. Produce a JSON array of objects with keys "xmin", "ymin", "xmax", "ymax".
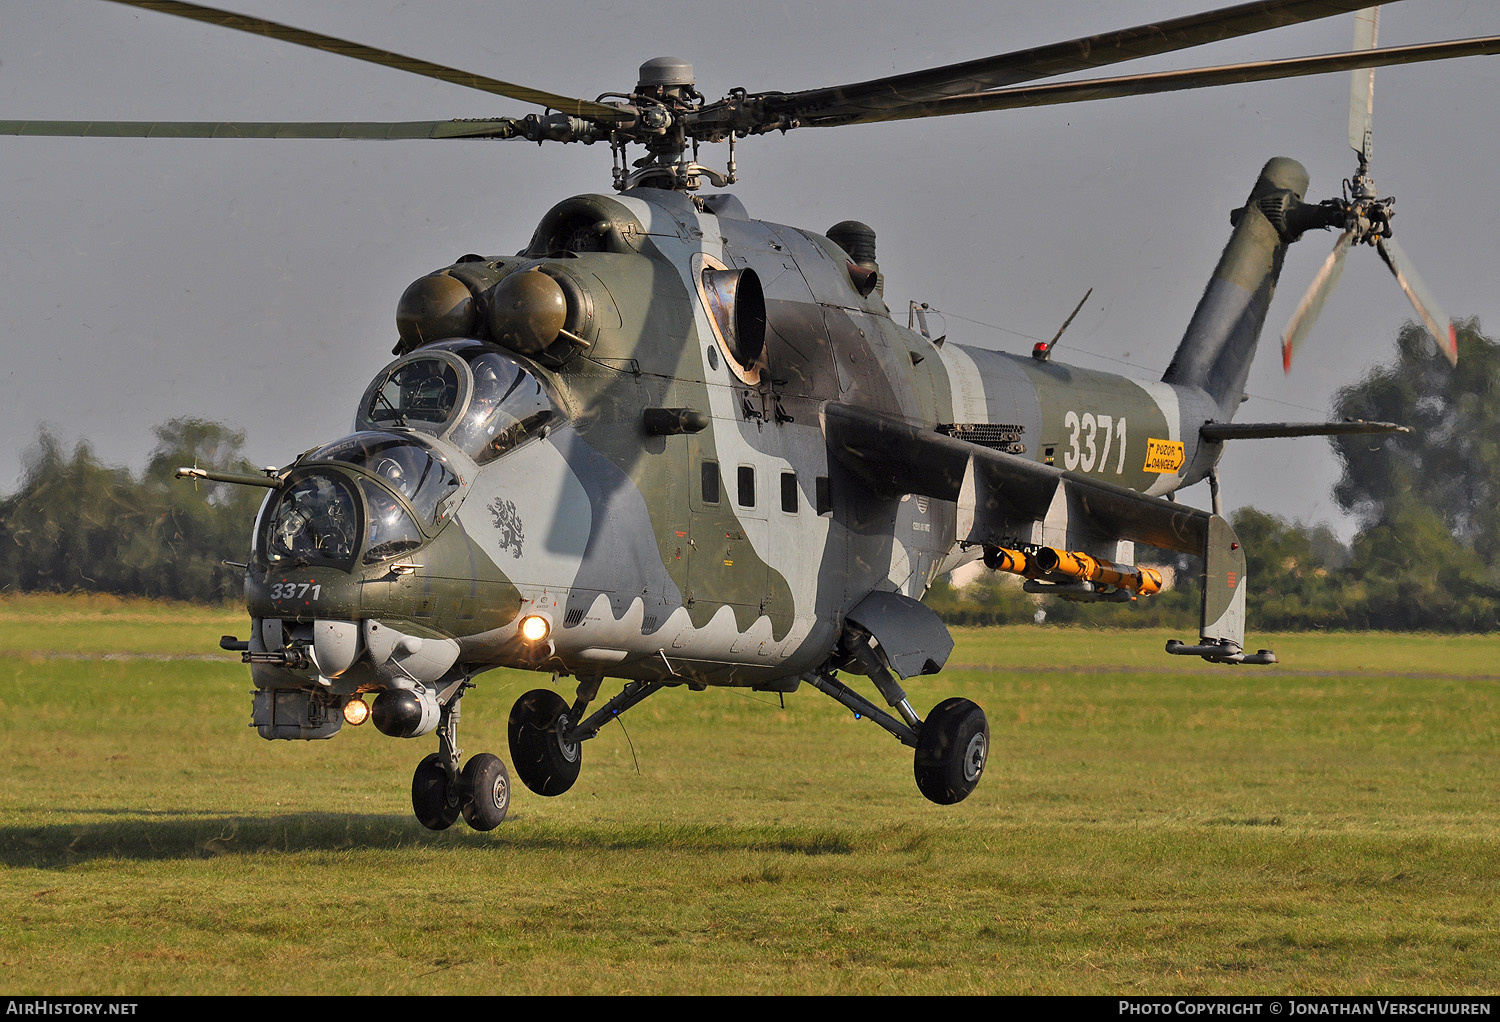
[{"xmin": 1032, "ymin": 288, "xmax": 1093, "ymax": 362}]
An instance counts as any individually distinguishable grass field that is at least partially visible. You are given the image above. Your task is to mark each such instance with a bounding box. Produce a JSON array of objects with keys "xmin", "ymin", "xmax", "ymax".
[{"xmin": 1, "ymin": 595, "xmax": 1497, "ymax": 995}]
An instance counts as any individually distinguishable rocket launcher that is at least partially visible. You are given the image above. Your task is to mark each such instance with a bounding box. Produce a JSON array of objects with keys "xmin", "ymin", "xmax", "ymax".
[{"xmin": 983, "ymin": 545, "xmax": 1163, "ymax": 596}]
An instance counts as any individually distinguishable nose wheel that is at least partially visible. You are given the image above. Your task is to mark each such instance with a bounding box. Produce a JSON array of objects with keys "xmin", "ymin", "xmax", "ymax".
[
  {"xmin": 459, "ymin": 753, "xmax": 511, "ymax": 831},
  {"xmin": 412, "ymin": 752, "xmax": 462, "ymax": 830}
]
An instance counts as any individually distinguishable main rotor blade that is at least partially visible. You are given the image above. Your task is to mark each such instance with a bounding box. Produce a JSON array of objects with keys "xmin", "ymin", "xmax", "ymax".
[
  {"xmin": 828, "ymin": 36, "xmax": 1500, "ymax": 123},
  {"xmin": 1282, "ymin": 230, "xmax": 1353, "ymax": 373},
  {"xmin": 1348, "ymin": 7, "xmax": 1380, "ymax": 163},
  {"xmin": 1376, "ymin": 236, "xmax": 1459, "ymax": 364},
  {"xmin": 0, "ymin": 119, "xmax": 521, "ymax": 140},
  {"xmin": 101, "ymin": 0, "xmax": 626, "ymax": 122},
  {"xmin": 757, "ymin": 0, "xmax": 1390, "ymax": 126},
  {"xmin": 0, "ymin": 118, "xmax": 525, "ymax": 140}
]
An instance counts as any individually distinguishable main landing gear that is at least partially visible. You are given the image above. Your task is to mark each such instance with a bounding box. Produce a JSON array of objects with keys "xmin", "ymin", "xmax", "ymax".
[
  {"xmin": 407, "ymin": 659, "xmax": 988, "ymax": 823},
  {"xmin": 505, "ymin": 675, "xmax": 667, "ymax": 797},
  {"xmin": 410, "ymin": 682, "xmax": 510, "ymax": 832},
  {"xmin": 913, "ymin": 697, "xmax": 989, "ymax": 805},
  {"xmin": 805, "ymin": 637, "xmax": 990, "ymax": 805},
  {"xmin": 508, "ymin": 689, "xmax": 582, "ymax": 796}
]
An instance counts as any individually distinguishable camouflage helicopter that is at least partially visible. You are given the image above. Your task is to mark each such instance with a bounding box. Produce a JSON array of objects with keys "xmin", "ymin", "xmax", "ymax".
[{"xmin": 9, "ymin": 0, "xmax": 1498, "ymax": 831}]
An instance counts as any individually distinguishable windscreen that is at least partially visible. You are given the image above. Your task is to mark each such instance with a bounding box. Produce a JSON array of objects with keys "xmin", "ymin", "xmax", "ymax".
[
  {"xmin": 363, "ymin": 357, "xmax": 462, "ymax": 431},
  {"xmin": 359, "ymin": 478, "xmax": 424, "ymax": 564},
  {"xmin": 260, "ymin": 473, "xmax": 360, "ymax": 570}
]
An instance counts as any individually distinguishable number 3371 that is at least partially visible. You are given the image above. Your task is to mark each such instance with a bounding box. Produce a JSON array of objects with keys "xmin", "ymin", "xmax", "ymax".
[
  {"xmin": 270, "ymin": 581, "xmax": 321, "ymax": 600},
  {"xmin": 1062, "ymin": 411, "xmax": 1126, "ymax": 474}
]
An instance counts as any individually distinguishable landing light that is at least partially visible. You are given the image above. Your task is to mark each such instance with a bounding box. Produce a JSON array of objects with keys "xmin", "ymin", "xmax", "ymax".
[
  {"xmin": 343, "ymin": 697, "xmax": 371, "ymax": 726},
  {"xmin": 518, "ymin": 614, "xmax": 551, "ymax": 643}
]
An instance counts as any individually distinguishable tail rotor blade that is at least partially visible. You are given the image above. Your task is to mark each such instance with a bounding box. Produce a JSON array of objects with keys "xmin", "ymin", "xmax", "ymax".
[
  {"xmin": 1282, "ymin": 230, "xmax": 1354, "ymax": 372},
  {"xmin": 1348, "ymin": 7, "xmax": 1380, "ymax": 164},
  {"xmin": 1375, "ymin": 236, "xmax": 1458, "ymax": 364}
]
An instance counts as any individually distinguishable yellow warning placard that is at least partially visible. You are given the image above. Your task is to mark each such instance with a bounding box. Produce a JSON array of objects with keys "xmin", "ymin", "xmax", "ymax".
[{"xmin": 1144, "ymin": 438, "xmax": 1185, "ymax": 474}]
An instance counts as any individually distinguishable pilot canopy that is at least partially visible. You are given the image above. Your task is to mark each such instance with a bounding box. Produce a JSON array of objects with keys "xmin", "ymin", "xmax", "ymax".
[{"xmin": 356, "ymin": 340, "xmax": 558, "ymax": 465}]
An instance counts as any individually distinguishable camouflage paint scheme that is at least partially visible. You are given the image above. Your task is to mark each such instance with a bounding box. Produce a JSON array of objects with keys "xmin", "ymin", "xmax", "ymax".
[{"xmin": 243, "ymin": 156, "xmax": 1308, "ymax": 743}]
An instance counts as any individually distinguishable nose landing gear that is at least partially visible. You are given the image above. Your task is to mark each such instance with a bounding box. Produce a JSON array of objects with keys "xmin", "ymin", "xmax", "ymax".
[
  {"xmin": 411, "ymin": 752, "xmax": 463, "ymax": 830},
  {"xmin": 410, "ymin": 681, "xmax": 511, "ymax": 831},
  {"xmin": 459, "ymin": 752, "xmax": 511, "ymax": 831}
]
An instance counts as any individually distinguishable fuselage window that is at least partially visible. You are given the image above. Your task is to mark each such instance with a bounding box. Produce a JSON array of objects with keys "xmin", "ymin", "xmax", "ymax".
[
  {"xmin": 781, "ymin": 471, "xmax": 799, "ymax": 513},
  {"xmin": 737, "ymin": 465, "xmax": 756, "ymax": 508},
  {"xmin": 701, "ymin": 460, "xmax": 721, "ymax": 505}
]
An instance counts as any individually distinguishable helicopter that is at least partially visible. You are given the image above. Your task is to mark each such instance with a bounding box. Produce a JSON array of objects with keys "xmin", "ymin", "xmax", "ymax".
[{"xmin": 7, "ymin": 1, "xmax": 1498, "ymax": 830}]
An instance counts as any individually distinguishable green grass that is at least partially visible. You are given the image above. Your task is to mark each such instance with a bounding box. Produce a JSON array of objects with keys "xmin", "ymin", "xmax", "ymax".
[
  {"xmin": 1, "ymin": 601, "xmax": 1497, "ymax": 994},
  {"xmin": 0, "ymin": 593, "xmax": 243, "ymax": 656}
]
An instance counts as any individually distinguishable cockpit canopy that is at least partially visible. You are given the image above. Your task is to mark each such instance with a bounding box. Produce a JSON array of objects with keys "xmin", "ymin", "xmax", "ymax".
[
  {"xmin": 256, "ymin": 432, "xmax": 461, "ymax": 571},
  {"xmin": 356, "ymin": 341, "xmax": 559, "ymax": 465},
  {"xmin": 256, "ymin": 343, "xmax": 561, "ymax": 573}
]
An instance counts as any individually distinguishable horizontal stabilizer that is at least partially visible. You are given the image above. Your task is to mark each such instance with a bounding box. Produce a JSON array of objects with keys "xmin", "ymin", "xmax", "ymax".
[{"xmin": 1200, "ymin": 419, "xmax": 1409, "ymax": 441}]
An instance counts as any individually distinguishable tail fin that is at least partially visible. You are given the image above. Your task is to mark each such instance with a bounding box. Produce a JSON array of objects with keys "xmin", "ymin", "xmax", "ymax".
[{"xmin": 1162, "ymin": 157, "xmax": 1311, "ymax": 416}]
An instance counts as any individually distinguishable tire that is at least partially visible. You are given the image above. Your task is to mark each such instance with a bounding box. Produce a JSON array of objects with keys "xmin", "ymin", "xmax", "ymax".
[
  {"xmin": 412, "ymin": 752, "xmax": 460, "ymax": 830},
  {"xmin": 913, "ymin": 697, "xmax": 989, "ymax": 805},
  {"xmin": 460, "ymin": 753, "xmax": 511, "ymax": 832},
  {"xmin": 508, "ymin": 689, "xmax": 582, "ymax": 797}
]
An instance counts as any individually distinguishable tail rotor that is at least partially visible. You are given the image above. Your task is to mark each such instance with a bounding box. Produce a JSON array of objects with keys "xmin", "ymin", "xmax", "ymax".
[{"xmin": 1280, "ymin": 6, "xmax": 1457, "ymax": 371}]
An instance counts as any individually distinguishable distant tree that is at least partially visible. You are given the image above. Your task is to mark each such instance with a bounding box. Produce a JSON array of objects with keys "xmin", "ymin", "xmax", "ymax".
[
  {"xmin": 1331, "ymin": 319, "xmax": 1500, "ymax": 562},
  {"xmin": 925, "ymin": 569, "xmax": 1037, "ymax": 627},
  {"xmin": 134, "ymin": 418, "xmax": 265, "ymax": 601},
  {"xmin": 0, "ymin": 419, "xmax": 263, "ymax": 602},
  {"xmin": 0, "ymin": 429, "xmax": 145, "ymax": 593},
  {"xmin": 1230, "ymin": 508, "xmax": 1351, "ymax": 629},
  {"xmin": 1339, "ymin": 504, "xmax": 1500, "ymax": 632}
]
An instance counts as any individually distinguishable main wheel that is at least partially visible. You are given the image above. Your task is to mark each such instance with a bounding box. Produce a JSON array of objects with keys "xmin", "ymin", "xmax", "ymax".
[
  {"xmin": 913, "ymin": 697, "xmax": 989, "ymax": 805},
  {"xmin": 508, "ymin": 689, "xmax": 582, "ymax": 796},
  {"xmin": 460, "ymin": 753, "xmax": 511, "ymax": 831},
  {"xmin": 412, "ymin": 752, "xmax": 461, "ymax": 830}
]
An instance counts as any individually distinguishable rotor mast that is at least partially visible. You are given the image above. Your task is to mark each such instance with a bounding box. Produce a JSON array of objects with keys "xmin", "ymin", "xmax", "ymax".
[{"xmin": 612, "ymin": 58, "xmax": 736, "ymax": 192}]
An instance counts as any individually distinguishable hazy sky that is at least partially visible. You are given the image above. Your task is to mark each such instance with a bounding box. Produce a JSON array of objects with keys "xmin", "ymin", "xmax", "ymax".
[{"xmin": 3, "ymin": 0, "xmax": 1497, "ymax": 540}]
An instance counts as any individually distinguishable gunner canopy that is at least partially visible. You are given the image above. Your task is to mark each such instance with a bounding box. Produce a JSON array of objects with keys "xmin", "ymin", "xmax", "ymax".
[{"xmin": 257, "ymin": 433, "xmax": 460, "ymax": 570}]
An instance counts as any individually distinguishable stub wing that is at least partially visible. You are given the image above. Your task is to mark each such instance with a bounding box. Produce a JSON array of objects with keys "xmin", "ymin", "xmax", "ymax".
[{"xmin": 823, "ymin": 402, "xmax": 1267, "ymax": 662}]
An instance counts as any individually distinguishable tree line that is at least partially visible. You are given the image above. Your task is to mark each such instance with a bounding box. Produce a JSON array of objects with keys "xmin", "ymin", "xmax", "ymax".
[
  {"xmin": 0, "ymin": 419, "xmax": 264, "ymax": 603},
  {"xmin": 2, "ymin": 321, "xmax": 1496, "ymax": 628}
]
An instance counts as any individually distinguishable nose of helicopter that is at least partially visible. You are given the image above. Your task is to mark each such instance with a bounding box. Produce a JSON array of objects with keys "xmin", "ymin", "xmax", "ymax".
[{"xmin": 305, "ymin": 616, "xmax": 452, "ymax": 683}]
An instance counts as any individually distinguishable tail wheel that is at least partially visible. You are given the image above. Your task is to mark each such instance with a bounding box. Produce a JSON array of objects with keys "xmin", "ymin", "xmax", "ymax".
[
  {"xmin": 913, "ymin": 697, "xmax": 989, "ymax": 805},
  {"xmin": 412, "ymin": 752, "xmax": 461, "ymax": 830},
  {"xmin": 460, "ymin": 752, "xmax": 511, "ymax": 831},
  {"xmin": 508, "ymin": 689, "xmax": 582, "ymax": 796}
]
